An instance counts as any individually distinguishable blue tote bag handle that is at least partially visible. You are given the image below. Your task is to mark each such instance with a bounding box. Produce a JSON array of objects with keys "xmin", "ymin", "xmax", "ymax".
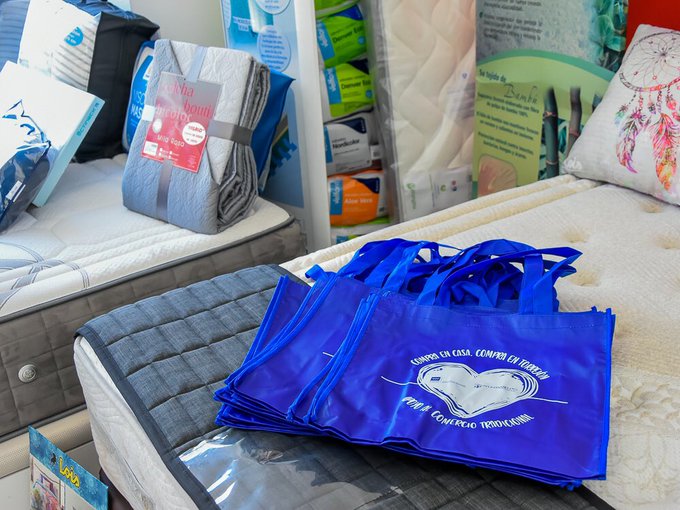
[
  {"xmin": 417, "ymin": 247, "xmax": 570, "ymax": 306},
  {"xmin": 413, "ymin": 239, "xmax": 539, "ymax": 308},
  {"xmin": 306, "ymin": 239, "xmax": 418, "ymax": 282},
  {"xmin": 419, "ymin": 239, "xmax": 537, "ymax": 292},
  {"xmin": 364, "ymin": 241, "xmax": 446, "ymax": 288},
  {"xmin": 418, "ymin": 247, "xmax": 581, "ymax": 314},
  {"xmin": 379, "ymin": 241, "xmax": 453, "ymax": 292}
]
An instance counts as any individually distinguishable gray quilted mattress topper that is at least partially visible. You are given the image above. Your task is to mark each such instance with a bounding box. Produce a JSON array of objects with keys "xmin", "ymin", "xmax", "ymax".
[
  {"xmin": 0, "ymin": 219, "xmax": 302, "ymax": 441},
  {"xmin": 77, "ymin": 265, "xmax": 612, "ymax": 510}
]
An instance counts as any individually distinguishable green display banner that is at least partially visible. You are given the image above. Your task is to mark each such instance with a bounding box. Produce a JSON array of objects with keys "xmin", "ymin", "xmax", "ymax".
[{"xmin": 473, "ymin": 0, "xmax": 628, "ymax": 196}]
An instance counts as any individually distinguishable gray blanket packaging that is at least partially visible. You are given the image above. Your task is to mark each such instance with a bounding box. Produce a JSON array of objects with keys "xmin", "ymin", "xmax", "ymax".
[{"xmin": 123, "ymin": 40, "xmax": 270, "ymax": 234}]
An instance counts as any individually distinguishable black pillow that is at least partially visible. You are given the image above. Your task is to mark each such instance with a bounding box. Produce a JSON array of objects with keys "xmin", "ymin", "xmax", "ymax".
[{"xmin": 65, "ymin": 1, "xmax": 159, "ymax": 161}]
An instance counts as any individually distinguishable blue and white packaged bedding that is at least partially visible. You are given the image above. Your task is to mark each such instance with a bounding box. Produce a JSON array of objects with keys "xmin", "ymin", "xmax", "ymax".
[
  {"xmin": 0, "ymin": 62, "xmax": 103, "ymax": 206},
  {"xmin": 18, "ymin": 0, "xmax": 100, "ymax": 90},
  {"xmin": 0, "ymin": 101, "xmax": 51, "ymax": 233},
  {"xmin": 18, "ymin": 0, "xmax": 158, "ymax": 161},
  {"xmin": 324, "ymin": 110, "xmax": 379, "ymax": 175},
  {"xmin": 252, "ymin": 69, "xmax": 294, "ymax": 187}
]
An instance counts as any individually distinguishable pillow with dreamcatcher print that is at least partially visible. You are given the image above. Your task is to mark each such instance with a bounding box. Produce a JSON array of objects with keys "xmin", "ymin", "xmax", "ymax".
[{"xmin": 564, "ymin": 24, "xmax": 680, "ymax": 205}]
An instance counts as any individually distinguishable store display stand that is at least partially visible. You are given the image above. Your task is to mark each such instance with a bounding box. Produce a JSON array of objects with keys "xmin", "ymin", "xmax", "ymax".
[{"xmin": 221, "ymin": 0, "xmax": 331, "ymax": 251}]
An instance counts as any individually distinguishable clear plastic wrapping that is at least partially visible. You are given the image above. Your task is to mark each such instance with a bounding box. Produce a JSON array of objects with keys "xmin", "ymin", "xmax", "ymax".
[
  {"xmin": 363, "ymin": 0, "xmax": 476, "ymax": 221},
  {"xmin": 181, "ymin": 429, "xmax": 388, "ymax": 509}
]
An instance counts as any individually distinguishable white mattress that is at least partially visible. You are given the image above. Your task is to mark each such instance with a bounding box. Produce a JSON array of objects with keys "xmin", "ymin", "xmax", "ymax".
[
  {"xmin": 75, "ymin": 175, "xmax": 680, "ymax": 509},
  {"xmin": 369, "ymin": 0, "xmax": 476, "ymax": 221},
  {"xmin": 0, "ymin": 155, "xmax": 291, "ymax": 318}
]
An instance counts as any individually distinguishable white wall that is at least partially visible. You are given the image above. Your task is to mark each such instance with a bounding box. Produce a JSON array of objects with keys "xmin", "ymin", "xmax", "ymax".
[{"xmin": 113, "ymin": 0, "xmax": 226, "ymax": 48}]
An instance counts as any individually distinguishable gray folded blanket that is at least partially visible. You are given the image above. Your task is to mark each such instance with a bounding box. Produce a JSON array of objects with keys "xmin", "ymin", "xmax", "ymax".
[{"xmin": 122, "ymin": 40, "xmax": 270, "ymax": 234}]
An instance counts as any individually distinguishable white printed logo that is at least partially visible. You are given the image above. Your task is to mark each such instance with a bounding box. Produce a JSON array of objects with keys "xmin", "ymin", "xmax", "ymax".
[
  {"xmin": 143, "ymin": 141, "xmax": 158, "ymax": 156},
  {"xmin": 383, "ymin": 362, "xmax": 566, "ymax": 420}
]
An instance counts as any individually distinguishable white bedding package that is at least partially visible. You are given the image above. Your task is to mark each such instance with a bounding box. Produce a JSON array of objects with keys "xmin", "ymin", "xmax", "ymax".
[
  {"xmin": 365, "ymin": 0, "xmax": 476, "ymax": 221},
  {"xmin": 76, "ymin": 174, "xmax": 680, "ymax": 509},
  {"xmin": 0, "ymin": 62, "xmax": 103, "ymax": 206},
  {"xmin": 18, "ymin": 0, "xmax": 100, "ymax": 90}
]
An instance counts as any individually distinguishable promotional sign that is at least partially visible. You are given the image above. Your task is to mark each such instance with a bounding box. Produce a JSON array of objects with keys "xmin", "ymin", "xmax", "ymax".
[
  {"xmin": 222, "ymin": 0, "xmax": 331, "ymax": 250},
  {"xmin": 142, "ymin": 72, "xmax": 221, "ymax": 173},
  {"xmin": 29, "ymin": 427, "xmax": 107, "ymax": 510},
  {"xmin": 473, "ymin": 0, "xmax": 629, "ymax": 195}
]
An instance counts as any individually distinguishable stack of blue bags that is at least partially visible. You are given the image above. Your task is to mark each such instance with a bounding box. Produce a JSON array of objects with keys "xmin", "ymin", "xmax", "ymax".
[{"xmin": 214, "ymin": 238, "xmax": 615, "ymax": 488}]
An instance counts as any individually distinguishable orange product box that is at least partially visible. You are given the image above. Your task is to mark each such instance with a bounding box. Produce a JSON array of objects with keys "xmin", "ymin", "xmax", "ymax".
[{"xmin": 328, "ymin": 169, "xmax": 387, "ymax": 226}]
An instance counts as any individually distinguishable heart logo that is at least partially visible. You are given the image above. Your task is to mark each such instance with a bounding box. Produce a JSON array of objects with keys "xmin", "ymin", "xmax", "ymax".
[{"xmin": 417, "ymin": 363, "xmax": 539, "ymax": 419}]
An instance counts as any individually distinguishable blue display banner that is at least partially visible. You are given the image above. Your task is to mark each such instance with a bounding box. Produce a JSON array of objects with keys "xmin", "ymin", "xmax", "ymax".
[{"xmin": 223, "ymin": 0, "xmax": 305, "ymax": 208}]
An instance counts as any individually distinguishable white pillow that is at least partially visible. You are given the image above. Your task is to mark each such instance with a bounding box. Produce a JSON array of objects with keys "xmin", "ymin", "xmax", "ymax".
[{"xmin": 565, "ymin": 24, "xmax": 680, "ymax": 204}]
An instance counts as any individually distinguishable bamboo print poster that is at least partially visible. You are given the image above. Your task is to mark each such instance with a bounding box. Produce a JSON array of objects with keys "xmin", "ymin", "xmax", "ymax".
[{"xmin": 473, "ymin": 0, "xmax": 629, "ymax": 196}]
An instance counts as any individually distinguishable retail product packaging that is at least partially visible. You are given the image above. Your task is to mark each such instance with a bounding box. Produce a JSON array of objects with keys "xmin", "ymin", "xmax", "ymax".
[
  {"xmin": 364, "ymin": 0, "xmax": 476, "ymax": 222},
  {"xmin": 317, "ymin": 4, "xmax": 367, "ymax": 68},
  {"xmin": 123, "ymin": 41, "xmax": 154, "ymax": 152},
  {"xmin": 123, "ymin": 40, "xmax": 269, "ymax": 234},
  {"xmin": 324, "ymin": 110, "xmax": 380, "ymax": 175},
  {"xmin": 401, "ymin": 165, "xmax": 473, "ymax": 220},
  {"xmin": 328, "ymin": 168, "xmax": 386, "ymax": 226},
  {"xmin": 473, "ymin": 0, "xmax": 629, "ymax": 195},
  {"xmin": 0, "ymin": 62, "xmax": 103, "ymax": 206},
  {"xmin": 252, "ymin": 69, "xmax": 294, "ymax": 190},
  {"xmin": 320, "ymin": 59, "xmax": 374, "ymax": 121},
  {"xmin": 0, "ymin": 101, "xmax": 51, "ymax": 233},
  {"xmin": 29, "ymin": 427, "xmax": 107, "ymax": 510},
  {"xmin": 330, "ymin": 216, "xmax": 390, "ymax": 244},
  {"xmin": 315, "ymin": 0, "xmax": 358, "ymax": 18},
  {"xmin": 18, "ymin": 0, "xmax": 158, "ymax": 161}
]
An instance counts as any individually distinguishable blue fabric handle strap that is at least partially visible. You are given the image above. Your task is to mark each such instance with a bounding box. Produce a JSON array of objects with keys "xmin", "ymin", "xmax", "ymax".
[
  {"xmin": 417, "ymin": 239, "xmax": 540, "ymax": 304},
  {"xmin": 306, "ymin": 239, "xmax": 410, "ymax": 281},
  {"xmin": 417, "ymin": 247, "xmax": 582, "ymax": 314},
  {"xmin": 379, "ymin": 241, "xmax": 450, "ymax": 292},
  {"xmin": 522, "ymin": 253, "xmax": 581, "ymax": 314}
]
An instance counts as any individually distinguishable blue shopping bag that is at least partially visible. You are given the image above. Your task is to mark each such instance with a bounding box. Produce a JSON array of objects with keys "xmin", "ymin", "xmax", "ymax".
[
  {"xmin": 303, "ymin": 248, "xmax": 614, "ymax": 485},
  {"xmin": 216, "ymin": 240, "xmax": 580, "ymax": 433},
  {"xmin": 218, "ymin": 240, "xmax": 465, "ymax": 430},
  {"xmin": 216, "ymin": 239, "xmax": 575, "ymax": 432}
]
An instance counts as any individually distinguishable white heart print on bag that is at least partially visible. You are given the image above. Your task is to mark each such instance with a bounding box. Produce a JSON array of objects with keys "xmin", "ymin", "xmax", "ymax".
[
  {"xmin": 382, "ymin": 362, "xmax": 568, "ymax": 420},
  {"xmin": 417, "ymin": 363, "xmax": 539, "ymax": 419}
]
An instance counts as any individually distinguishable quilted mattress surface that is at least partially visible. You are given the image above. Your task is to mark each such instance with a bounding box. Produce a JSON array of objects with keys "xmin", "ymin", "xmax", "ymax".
[
  {"xmin": 368, "ymin": 0, "xmax": 476, "ymax": 221},
  {"xmin": 76, "ymin": 175, "xmax": 680, "ymax": 509},
  {"xmin": 0, "ymin": 155, "xmax": 292, "ymax": 318},
  {"xmin": 0, "ymin": 155, "xmax": 303, "ymax": 439}
]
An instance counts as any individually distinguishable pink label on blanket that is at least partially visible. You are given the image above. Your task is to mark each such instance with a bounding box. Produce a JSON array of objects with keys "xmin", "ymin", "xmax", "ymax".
[{"xmin": 142, "ymin": 72, "xmax": 221, "ymax": 173}]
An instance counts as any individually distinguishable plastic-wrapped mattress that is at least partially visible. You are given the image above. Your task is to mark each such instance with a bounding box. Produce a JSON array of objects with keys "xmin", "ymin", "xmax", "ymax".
[
  {"xmin": 365, "ymin": 0, "xmax": 476, "ymax": 221},
  {"xmin": 0, "ymin": 155, "xmax": 303, "ymax": 441}
]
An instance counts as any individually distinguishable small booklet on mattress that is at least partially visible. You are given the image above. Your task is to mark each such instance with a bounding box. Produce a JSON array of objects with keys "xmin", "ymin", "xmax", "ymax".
[
  {"xmin": 29, "ymin": 427, "xmax": 107, "ymax": 510},
  {"xmin": 0, "ymin": 62, "xmax": 103, "ymax": 206}
]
